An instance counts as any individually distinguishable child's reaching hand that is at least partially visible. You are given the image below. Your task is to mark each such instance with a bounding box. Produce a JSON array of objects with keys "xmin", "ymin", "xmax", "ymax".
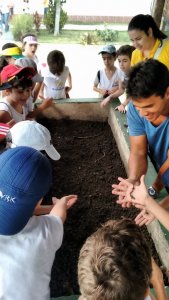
[
  {"xmin": 50, "ymin": 195, "xmax": 78, "ymax": 223},
  {"xmin": 39, "ymin": 98, "xmax": 53, "ymax": 111},
  {"xmin": 100, "ymin": 95, "xmax": 111, "ymax": 108},
  {"xmin": 115, "ymin": 104, "xmax": 126, "ymax": 113},
  {"xmin": 134, "ymin": 208, "xmax": 155, "ymax": 226}
]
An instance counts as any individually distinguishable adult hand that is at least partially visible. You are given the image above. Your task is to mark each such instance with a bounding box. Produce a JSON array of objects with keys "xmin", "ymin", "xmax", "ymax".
[
  {"xmin": 112, "ymin": 177, "xmax": 134, "ymax": 208},
  {"xmin": 128, "ymin": 175, "xmax": 149, "ymax": 207}
]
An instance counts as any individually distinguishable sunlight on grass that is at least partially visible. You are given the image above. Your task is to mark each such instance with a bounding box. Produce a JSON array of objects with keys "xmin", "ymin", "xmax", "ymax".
[{"xmin": 38, "ymin": 29, "xmax": 130, "ymax": 44}]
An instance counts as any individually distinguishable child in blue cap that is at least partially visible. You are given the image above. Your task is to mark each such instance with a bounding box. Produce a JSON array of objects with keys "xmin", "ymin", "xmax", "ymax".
[
  {"xmin": 0, "ymin": 146, "xmax": 77, "ymax": 300},
  {"xmin": 93, "ymin": 44, "xmax": 124, "ymax": 108}
]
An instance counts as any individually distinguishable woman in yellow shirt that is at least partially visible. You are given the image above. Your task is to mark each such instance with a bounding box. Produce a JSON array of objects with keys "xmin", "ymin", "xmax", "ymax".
[{"xmin": 128, "ymin": 14, "xmax": 169, "ymax": 69}]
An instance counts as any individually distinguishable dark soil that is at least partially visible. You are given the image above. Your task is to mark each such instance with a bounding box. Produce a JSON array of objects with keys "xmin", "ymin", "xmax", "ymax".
[{"xmin": 39, "ymin": 118, "xmax": 167, "ymax": 297}]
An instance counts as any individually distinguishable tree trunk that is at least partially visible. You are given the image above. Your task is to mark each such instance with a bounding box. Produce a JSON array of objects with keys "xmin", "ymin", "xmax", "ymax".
[
  {"xmin": 152, "ymin": 0, "xmax": 166, "ymax": 28},
  {"xmin": 54, "ymin": 0, "xmax": 61, "ymax": 36}
]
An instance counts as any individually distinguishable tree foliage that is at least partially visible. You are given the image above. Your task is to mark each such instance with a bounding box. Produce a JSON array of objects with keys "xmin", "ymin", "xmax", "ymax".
[{"xmin": 44, "ymin": 0, "xmax": 68, "ymax": 33}]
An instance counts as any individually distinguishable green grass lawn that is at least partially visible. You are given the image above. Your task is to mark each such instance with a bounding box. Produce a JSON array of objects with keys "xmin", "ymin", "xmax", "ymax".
[{"xmin": 38, "ymin": 29, "xmax": 130, "ymax": 44}]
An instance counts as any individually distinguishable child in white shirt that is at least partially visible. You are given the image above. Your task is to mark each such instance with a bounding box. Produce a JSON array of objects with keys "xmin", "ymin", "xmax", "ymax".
[
  {"xmin": 93, "ymin": 45, "xmax": 124, "ymax": 108},
  {"xmin": 0, "ymin": 146, "xmax": 77, "ymax": 300},
  {"xmin": 39, "ymin": 50, "xmax": 72, "ymax": 100}
]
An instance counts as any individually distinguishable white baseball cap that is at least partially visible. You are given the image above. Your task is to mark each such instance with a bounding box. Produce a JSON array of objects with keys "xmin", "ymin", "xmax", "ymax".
[{"xmin": 7, "ymin": 120, "xmax": 60, "ymax": 160}]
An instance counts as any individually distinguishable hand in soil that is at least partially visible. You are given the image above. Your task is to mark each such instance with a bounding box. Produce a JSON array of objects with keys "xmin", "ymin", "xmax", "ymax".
[{"xmin": 50, "ymin": 195, "xmax": 78, "ymax": 223}]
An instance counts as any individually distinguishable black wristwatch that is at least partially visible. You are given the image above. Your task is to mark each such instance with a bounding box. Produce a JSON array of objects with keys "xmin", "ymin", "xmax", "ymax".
[{"xmin": 147, "ymin": 186, "xmax": 159, "ymax": 199}]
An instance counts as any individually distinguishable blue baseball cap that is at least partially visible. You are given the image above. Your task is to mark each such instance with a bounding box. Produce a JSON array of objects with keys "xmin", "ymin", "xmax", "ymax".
[
  {"xmin": 98, "ymin": 45, "xmax": 116, "ymax": 54},
  {"xmin": 0, "ymin": 146, "xmax": 52, "ymax": 236}
]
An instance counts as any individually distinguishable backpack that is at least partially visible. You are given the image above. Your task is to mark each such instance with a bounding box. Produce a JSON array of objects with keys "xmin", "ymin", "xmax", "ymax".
[{"xmin": 97, "ymin": 70, "xmax": 100, "ymax": 82}]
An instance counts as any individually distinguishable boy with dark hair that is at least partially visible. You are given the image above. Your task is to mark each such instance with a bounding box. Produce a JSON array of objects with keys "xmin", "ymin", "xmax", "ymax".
[
  {"xmin": 0, "ymin": 64, "xmax": 52, "ymax": 124},
  {"xmin": 78, "ymin": 219, "xmax": 167, "ymax": 300},
  {"xmin": 0, "ymin": 146, "xmax": 77, "ymax": 299},
  {"xmin": 93, "ymin": 45, "xmax": 124, "ymax": 107},
  {"xmin": 115, "ymin": 44, "xmax": 135, "ymax": 113},
  {"xmin": 39, "ymin": 50, "xmax": 72, "ymax": 100}
]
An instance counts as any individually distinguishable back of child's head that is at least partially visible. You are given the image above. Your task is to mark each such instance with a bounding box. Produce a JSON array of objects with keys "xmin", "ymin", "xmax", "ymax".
[
  {"xmin": 78, "ymin": 219, "xmax": 152, "ymax": 300},
  {"xmin": 0, "ymin": 64, "xmax": 35, "ymax": 91},
  {"xmin": 47, "ymin": 50, "xmax": 65, "ymax": 75},
  {"xmin": 0, "ymin": 146, "xmax": 52, "ymax": 236},
  {"xmin": 117, "ymin": 45, "xmax": 135, "ymax": 59},
  {"xmin": 7, "ymin": 120, "xmax": 60, "ymax": 160}
]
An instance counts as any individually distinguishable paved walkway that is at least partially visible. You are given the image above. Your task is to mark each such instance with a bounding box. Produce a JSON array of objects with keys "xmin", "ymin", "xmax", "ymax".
[{"xmin": 0, "ymin": 27, "xmax": 122, "ymax": 98}]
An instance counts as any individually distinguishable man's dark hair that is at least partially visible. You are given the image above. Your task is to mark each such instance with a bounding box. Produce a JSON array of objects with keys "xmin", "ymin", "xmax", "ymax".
[
  {"xmin": 126, "ymin": 59, "xmax": 169, "ymax": 100},
  {"xmin": 117, "ymin": 45, "xmax": 135, "ymax": 59}
]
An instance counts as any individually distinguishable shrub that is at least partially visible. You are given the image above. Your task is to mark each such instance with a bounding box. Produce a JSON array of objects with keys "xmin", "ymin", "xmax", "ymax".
[
  {"xmin": 11, "ymin": 14, "xmax": 35, "ymax": 41},
  {"xmin": 59, "ymin": 8, "xmax": 68, "ymax": 31},
  {"xmin": 33, "ymin": 11, "xmax": 42, "ymax": 33},
  {"xmin": 80, "ymin": 32, "xmax": 99, "ymax": 45},
  {"xmin": 44, "ymin": 0, "xmax": 68, "ymax": 33},
  {"xmin": 97, "ymin": 26, "xmax": 119, "ymax": 42}
]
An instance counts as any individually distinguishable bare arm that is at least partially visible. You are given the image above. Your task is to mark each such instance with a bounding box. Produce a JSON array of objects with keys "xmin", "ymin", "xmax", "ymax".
[
  {"xmin": 38, "ymin": 82, "xmax": 45, "ymax": 101},
  {"xmin": 145, "ymin": 197, "xmax": 169, "ymax": 231},
  {"xmin": 128, "ymin": 135, "xmax": 148, "ymax": 184},
  {"xmin": 100, "ymin": 80, "xmax": 125, "ymax": 108},
  {"xmin": 115, "ymin": 97, "xmax": 130, "ymax": 113},
  {"xmin": 34, "ymin": 204, "xmax": 54, "ymax": 215},
  {"xmin": 159, "ymin": 196, "xmax": 169, "ymax": 209},
  {"xmin": 50, "ymin": 195, "xmax": 78, "ymax": 223},
  {"xmin": 150, "ymin": 258, "xmax": 168, "ymax": 300},
  {"xmin": 26, "ymin": 98, "xmax": 53, "ymax": 119},
  {"xmin": 0, "ymin": 111, "xmax": 13, "ymax": 123},
  {"xmin": 33, "ymin": 82, "xmax": 43, "ymax": 101},
  {"xmin": 66, "ymin": 71, "xmax": 72, "ymax": 90},
  {"xmin": 93, "ymin": 83, "xmax": 107, "ymax": 95}
]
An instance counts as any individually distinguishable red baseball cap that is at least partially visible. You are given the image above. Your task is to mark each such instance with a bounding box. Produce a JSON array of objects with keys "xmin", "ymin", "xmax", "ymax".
[{"xmin": 0, "ymin": 64, "xmax": 36, "ymax": 84}]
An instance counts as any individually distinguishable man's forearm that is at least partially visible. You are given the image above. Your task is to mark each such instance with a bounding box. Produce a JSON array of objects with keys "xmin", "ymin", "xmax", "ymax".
[
  {"xmin": 128, "ymin": 153, "xmax": 148, "ymax": 184},
  {"xmin": 159, "ymin": 196, "xmax": 169, "ymax": 209}
]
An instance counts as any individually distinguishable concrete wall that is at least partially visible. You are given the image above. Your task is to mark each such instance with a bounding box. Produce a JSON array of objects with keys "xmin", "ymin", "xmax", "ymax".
[{"xmin": 68, "ymin": 15, "xmax": 132, "ymax": 23}]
